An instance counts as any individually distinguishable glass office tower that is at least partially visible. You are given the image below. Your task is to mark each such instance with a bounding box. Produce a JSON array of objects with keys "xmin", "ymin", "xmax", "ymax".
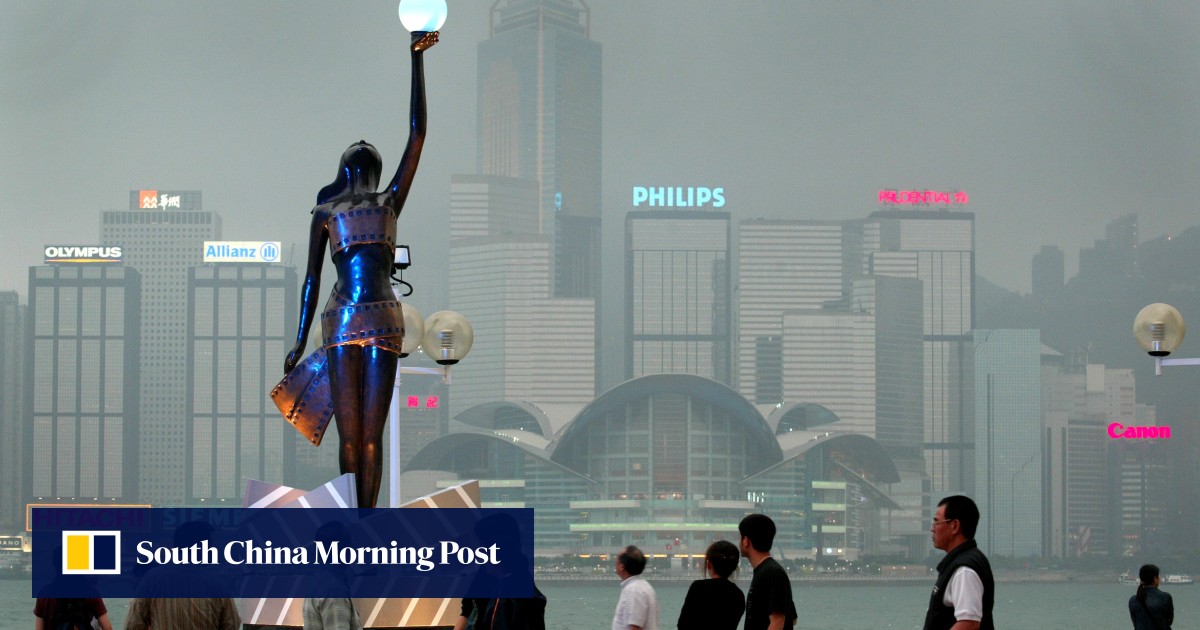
[
  {"xmin": 185, "ymin": 264, "xmax": 297, "ymax": 503},
  {"xmin": 0, "ymin": 292, "xmax": 26, "ymax": 529},
  {"xmin": 25, "ymin": 264, "xmax": 141, "ymax": 503},
  {"xmin": 974, "ymin": 329, "xmax": 1042, "ymax": 557},
  {"xmin": 626, "ymin": 211, "xmax": 731, "ymax": 383},
  {"xmin": 863, "ymin": 210, "xmax": 975, "ymax": 497},
  {"xmin": 478, "ymin": 0, "xmax": 602, "ymax": 300}
]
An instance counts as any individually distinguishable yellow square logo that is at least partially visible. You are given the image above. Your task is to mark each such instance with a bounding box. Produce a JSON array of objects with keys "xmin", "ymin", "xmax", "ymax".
[{"xmin": 61, "ymin": 531, "xmax": 121, "ymax": 575}]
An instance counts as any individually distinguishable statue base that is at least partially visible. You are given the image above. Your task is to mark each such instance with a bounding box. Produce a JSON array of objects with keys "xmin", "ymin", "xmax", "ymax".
[{"xmin": 239, "ymin": 474, "xmax": 481, "ymax": 628}]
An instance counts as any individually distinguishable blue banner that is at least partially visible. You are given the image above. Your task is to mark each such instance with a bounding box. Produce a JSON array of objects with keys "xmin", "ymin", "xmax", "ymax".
[{"xmin": 31, "ymin": 508, "xmax": 534, "ymax": 598}]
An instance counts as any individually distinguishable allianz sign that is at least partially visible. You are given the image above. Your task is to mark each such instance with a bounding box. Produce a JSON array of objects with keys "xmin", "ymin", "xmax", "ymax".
[{"xmin": 203, "ymin": 241, "xmax": 281, "ymax": 264}]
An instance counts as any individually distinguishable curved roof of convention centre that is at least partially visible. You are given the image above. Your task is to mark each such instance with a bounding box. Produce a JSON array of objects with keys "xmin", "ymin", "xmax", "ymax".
[
  {"xmin": 549, "ymin": 373, "xmax": 783, "ymax": 467},
  {"xmin": 767, "ymin": 402, "xmax": 843, "ymax": 434},
  {"xmin": 403, "ymin": 428, "xmax": 592, "ymax": 480},
  {"xmin": 406, "ymin": 374, "xmax": 900, "ymax": 489},
  {"xmin": 773, "ymin": 430, "xmax": 901, "ymax": 483},
  {"xmin": 455, "ymin": 400, "xmax": 555, "ymax": 437}
]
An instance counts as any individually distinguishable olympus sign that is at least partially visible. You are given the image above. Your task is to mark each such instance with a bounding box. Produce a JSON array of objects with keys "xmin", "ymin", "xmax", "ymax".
[
  {"xmin": 44, "ymin": 246, "xmax": 124, "ymax": 264},
  {"xmin": 203, "ymin": 241, "xmax": 281, "ymax": 263}
]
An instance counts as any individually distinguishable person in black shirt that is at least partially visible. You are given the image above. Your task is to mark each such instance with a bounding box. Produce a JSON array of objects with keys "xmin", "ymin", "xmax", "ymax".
[
  {"xmin": 738, "ymin": 514, "xmax": 796, "ymax": 630},
  {"xmin": 677, "ymin": 540, "xmax": 745, "ymax": 630},
  {"xmin": 1129, "ymin": 563, "xmax": 1173, "ymax": 630}
]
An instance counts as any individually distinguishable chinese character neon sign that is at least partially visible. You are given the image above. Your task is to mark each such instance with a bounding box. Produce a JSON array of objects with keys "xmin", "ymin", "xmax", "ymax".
[
  {"xmin": 878, "ymin": 189, "xmax": 968, "ymax": 206},
  {"xmin": 406, "ymin": 396, "xmax": 439, "ymax": 409},
  {"xmin": 138, "ymin": 189, "xmax": 182, "ymax": 209}
]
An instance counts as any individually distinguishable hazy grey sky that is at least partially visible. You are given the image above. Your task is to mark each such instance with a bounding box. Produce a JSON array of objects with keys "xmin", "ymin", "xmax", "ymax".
[{"xmin": 3, "ymin": 1, "xmax": 1199, "ymax": 309}]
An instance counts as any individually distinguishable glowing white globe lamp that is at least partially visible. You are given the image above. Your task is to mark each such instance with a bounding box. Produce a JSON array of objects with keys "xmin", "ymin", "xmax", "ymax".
[
  {"xmin": 1133, "ymin": 303, "xmax": 1186, "ymax": 357},
  {"xmin": 398, "ymin": 0, "xmax": 447, "ymax": 33},
  {"xmin": 1132, "ymin": 302, "xmax": 1200, "ymax": 375},
  {"xmin": 422, "ymin": 310, "xmax": 474, "ymax": 365}
]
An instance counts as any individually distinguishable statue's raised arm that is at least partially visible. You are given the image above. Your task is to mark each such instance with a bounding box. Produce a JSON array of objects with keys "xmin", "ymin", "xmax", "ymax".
[{"xmin": 384, "ymin": 31, "xmax": 439, "ymax": 210}]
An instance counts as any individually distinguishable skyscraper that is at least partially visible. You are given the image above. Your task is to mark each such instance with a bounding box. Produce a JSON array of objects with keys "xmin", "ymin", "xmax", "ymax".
[
  {"xmin": 735, "ymin": 218, "xmax": 927, "ymax": 552},
  {"xmin": 447, "ymin": 172, "xmax": 595, "ymax": 415},
  {"xmin": 102, "ymin": 190, "xmax": 220, "ymax": 504},
  {"xmin": 1031, "ymin": 245, "xmax": 1064, "ymax": 301},
  {"xmin": 450, "ymin": 174, "xmax": 540, "ymax": 240},
  {"xmin": 626, "ymin": 210, "xmax": 731, "ymax": 383},
  {"xmin": 974, "ymin": 329, "xmax": 1041, "ymax": 557},
  {"xmin": 1042, "ymin": 352, "xmax": 1136, "ymax": 557},
  {"xmin": 448, "ymin": 234, "xmax": 595, "ymax": 416},
  {"xmin": 862, "ymin": 210, "xmax": 975, "ymax": 497},
  {"xmin": 477, "ymin": 0, "xmax": 602, "ymax": 299},
  {"xmin": 1111, "ymin": 404, "xmax": 1168, "ymax": 557},
  {"xmin": 185, "ymin": 263, "xmax": 297, "ymax": 503},
  {"xmin": 0, "ymin": 291, "xmax": 26, "ymax": 529},
  {"xmin": 25, "ymin": 263, "xmax": 141, "ymax": 504},
  {"xmin": 736, "ymin": 220, "xmax": 851, "ymax": 403}
]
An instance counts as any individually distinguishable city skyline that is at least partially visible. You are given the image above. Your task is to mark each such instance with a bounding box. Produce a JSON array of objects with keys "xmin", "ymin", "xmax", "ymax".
[
  {"xmin": 1, "ymin": 1, "xmax": 1197, "ymax": 560},
  {"xmin": 2, "ymin": 192, "xmax": 1179, "ymax": 560}
]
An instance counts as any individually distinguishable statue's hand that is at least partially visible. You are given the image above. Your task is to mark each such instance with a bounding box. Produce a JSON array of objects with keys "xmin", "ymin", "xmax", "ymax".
[
  {"xmin": 284, "ymin": 344, "xmax": 305, "ymax": 374},
  {"xmin": 412, "ymin": 31, "xmax": 439, "ymax": 52}
]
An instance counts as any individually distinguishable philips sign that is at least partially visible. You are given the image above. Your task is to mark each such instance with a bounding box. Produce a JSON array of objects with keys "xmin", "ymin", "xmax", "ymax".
[
  {"xmin": 44, "ymin": 246, "xmax": 123, "ymax": 265},
  {"xmin": 632, "ymin": 186, "xmax": 725, "ymax": 208},
  {"xmin": 203, "ymin": 241, "xmax": 281, "ymax": 264}
]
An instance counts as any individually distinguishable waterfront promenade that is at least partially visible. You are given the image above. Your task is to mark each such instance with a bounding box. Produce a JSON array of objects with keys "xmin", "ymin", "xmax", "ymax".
[{"xmin": 533, "ymin": 568, "xmax": 1112, "ymax": 584}]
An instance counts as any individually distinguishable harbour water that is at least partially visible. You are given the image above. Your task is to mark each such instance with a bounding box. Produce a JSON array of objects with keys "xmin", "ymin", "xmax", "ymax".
[{"xmin": 4, "ymin": 577, "xmax": 1192, "ymax": 629}]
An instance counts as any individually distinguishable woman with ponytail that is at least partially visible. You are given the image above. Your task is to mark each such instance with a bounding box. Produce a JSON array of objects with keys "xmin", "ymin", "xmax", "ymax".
[{"xmin": 1129, "ymin": 563, "xmax": 1174, "ymax": 629}]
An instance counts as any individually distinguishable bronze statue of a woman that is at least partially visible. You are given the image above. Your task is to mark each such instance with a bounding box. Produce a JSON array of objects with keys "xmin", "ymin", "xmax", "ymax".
[{"xmin": 274, "ymin": 31, "xmax": 438, "ymax": 509}]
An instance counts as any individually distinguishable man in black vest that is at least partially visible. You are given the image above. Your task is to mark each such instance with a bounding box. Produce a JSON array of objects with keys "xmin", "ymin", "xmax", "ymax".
[{"xmin": 924, "ymin": 495, "xmax": 994, "ymax": 630}]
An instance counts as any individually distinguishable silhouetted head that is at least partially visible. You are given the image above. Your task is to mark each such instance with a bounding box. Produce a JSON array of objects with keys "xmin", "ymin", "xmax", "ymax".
[
  {"xmin": 317, "ymin": 140, "xmax": 382, "ymax": 204},
  {"xmin": 738, "ymin": 513, "xmax": 776, "ymax": 554},
  {"xmin": 705, "ymin": 539, "xmax": 740, "ymax": 579},
  {"xmin": 1139, "ymin": 564, "xmax": 1161, "ymax": 586}
]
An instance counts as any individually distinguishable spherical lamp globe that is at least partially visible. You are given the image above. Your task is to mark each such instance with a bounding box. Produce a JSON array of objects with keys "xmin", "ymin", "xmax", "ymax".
[{"xmin": 398, "ymin": 0, "xmax": 447, "ymax": 33}]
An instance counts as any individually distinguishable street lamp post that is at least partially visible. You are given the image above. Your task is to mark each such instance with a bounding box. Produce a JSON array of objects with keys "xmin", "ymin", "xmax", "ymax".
[{"xmin": 386, "ymin": 305, "xmax": 474, "ymax": 508}]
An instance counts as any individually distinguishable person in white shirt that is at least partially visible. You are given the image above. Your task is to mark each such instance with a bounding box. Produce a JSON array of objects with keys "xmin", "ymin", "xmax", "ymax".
[
  {"xmin": 611, "ymin": 545, "xmax": 659, "ymax": 630},
  {"xmin": 924, "ymin": 495, "xmax": 994, "ymax": 630}
]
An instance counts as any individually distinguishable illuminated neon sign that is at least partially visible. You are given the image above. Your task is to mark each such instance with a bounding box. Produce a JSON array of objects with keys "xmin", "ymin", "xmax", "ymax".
[
  {"xmin": 878, "ymin": 189, "xmax": 968, "ymax": 206},
  {"xmin": 138, "ymin": 190, "xmax": 182, "ymax": 209},
  {"xmin": 407, "ymin": 396, "xmax": 439, "ymax": 409},
  {"xmin": 203, "ymin": 241, "xmax": 281, "ymax": 263},
  {"xmin": 632, "ymin": 186, "xmax": 725, "ymax": 208},
  {"xmin": 44, "ymin": 245, "xmax": 123, "ymax": 265}
]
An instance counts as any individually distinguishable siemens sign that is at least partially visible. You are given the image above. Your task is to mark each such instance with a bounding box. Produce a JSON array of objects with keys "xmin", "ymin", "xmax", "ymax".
[
  {"xmin": 632, "ymin": 186, "xmax": 725, "ymax": 208},
  {"xmin": 203, "ymin": 241, "xmax": 281, "ymax": 263},
  {"xmin": 44, "ymin": 246, "xmax": 123, "ymax": 265}
]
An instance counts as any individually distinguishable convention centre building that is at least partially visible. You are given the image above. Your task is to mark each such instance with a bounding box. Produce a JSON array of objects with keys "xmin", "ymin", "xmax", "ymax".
[{"xmin": 405, "ymin": 374, "xmax": 900, "ymax": 560}]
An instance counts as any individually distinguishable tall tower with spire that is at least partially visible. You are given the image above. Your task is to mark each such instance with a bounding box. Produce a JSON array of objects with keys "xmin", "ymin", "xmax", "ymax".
[{"xmin": 477, "ymin": 0, "xmax": 602, "ymax": 300}]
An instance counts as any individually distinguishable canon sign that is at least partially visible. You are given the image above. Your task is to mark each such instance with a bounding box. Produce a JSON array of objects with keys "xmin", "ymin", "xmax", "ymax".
[{"xmin": 44, "ymin": 246, "xmax": 124, "ymax": 265}]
